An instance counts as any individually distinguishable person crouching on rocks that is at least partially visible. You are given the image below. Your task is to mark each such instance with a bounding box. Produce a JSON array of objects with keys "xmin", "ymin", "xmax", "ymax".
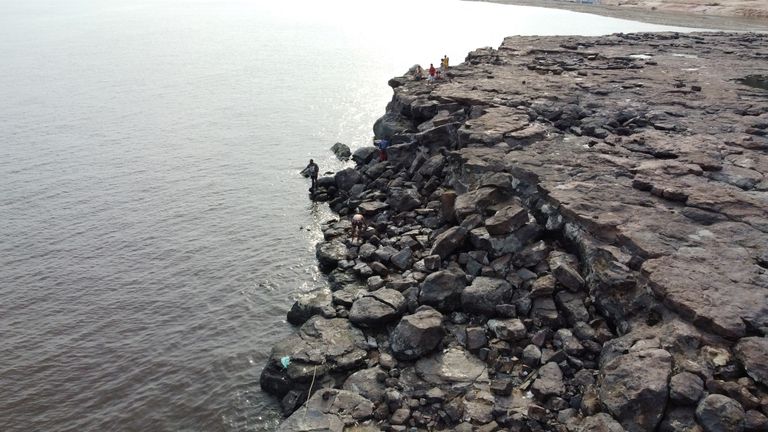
[
  {"xmin": 351, "ymin": 213, "xmax": 366, "ymax": 243},
  {"xmin": 375, "ymin": 138, "xmax": 390, "ymax": 162}
]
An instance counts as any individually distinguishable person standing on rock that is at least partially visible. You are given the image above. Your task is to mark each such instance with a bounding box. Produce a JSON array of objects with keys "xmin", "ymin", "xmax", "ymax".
[
  {"xmin": 428, "ymin": 63, "xmax": 436, "ymax": 84},
  {"xmin": 441, "ymin": 55, "xmax": 449, "ymax": 73},
  {"xmin": 305, "ymin": 159, "xmax": 319, "ymax": 192},
  {"xmin": 351, "ymin": 213, "xmax": 366, "ymax": 243}
]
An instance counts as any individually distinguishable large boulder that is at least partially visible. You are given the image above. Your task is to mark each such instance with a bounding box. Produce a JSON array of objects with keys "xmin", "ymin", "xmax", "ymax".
[
  {"xmin": 734, "ymin": 337, "xmax": 768, "ymax": 386},
  {"xmin": 260, "ymin": 317, "xmax": 367, "ymax": 399},
  {"xmin": 461, "ymin": 277, "xmax": 513, "ymax": 315},
  {"xmin": 598, "ymin": 348, "xmax": 672, "ymax": 432},
  {"xmin": 419, "ymin": 269, "xmax": 467, "ymax": 312},
  {"xmin": 485, "ymin": 203, "xmax": 528, "ymax": 235},
  {"xmin": 696, "ymin": 394, "xmax": 745, "ymax": 432},
  {"xmin": 548, "ymin": 251, "xmax": 585, "ymax": 291},
  {"xmin": 429, "ymin": 226, "xmax": 468, "ymax": 259},
  {"xmin": 388, "ymin": 188, "xmax": 421, "ymax": 212},
  {"xmin": 349, "ymin": 288, "xmax": 406, "ymax": 327},
  {"xmin": 330, "ymin": 142, "xmax": 351, "ymax": 160},
  {"xmin": 391, "ymin": 247, "xmax": 413, "ymax": 270},
  {"xmin": 287, "ymin": 288, "xmax": 335, "ymax": 325},
  {"xmin": 669, "ymin": 372, "xmax": 704, "ymax": 406},
  {"xmin": 390, "ymin": 306, "xmax": 444, "ymax": 360},
  {"xmin": 277, "ymin": 389, "xmax": 374, "ymax": 432},
  {"xmin": 454, "ymin": 187, "xmax": 504, "ymax": 222},
  {"xmin": 487, "ymin": 318, "xmax": 527, "ymax": 341},
  {"xmin": 469, "ymin": 227, "xmax": 525, "ymax": 257},
  {"xmin": 342, "ymin": 367, "xmax": 387, "ymax": 403},
  {"xmin": 352, "ymin": 146, "xmax": 378, "ymax": 165},
  {"xmin": 531, "ymin": 362, "xmax": 565, "ymax": 399},
  {"xmin": 334, "ymin": 167, "xmax": 364, "ymax": 191},
  {"xmin": 373, "ymin": 111, "xmax": 414, "ymax": 140},
  {"xmin": 316, "ymin": 241, "xmax": 347, "ymax": 273}
]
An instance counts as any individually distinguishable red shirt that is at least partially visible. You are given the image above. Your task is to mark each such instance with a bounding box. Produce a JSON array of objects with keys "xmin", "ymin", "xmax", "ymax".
[{"xmin": 429, "ymin": 65, "xmax": 436, "ymax": 77}]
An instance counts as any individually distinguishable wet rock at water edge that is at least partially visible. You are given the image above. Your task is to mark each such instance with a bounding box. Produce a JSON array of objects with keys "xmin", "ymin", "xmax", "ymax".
[{"xmin": 286, "ymin": 288, "xmax": 335, "ymax": 325}]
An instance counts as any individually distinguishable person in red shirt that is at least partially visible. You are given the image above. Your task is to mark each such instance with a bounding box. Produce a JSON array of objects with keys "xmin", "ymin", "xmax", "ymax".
[{"xmin": 428, "ymin": 63, "xmax": 436, "ymax": 84}]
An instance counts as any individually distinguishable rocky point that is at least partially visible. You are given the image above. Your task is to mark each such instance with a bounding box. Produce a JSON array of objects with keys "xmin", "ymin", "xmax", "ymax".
[{"xmin": 261, "ymin": 32, "xmax": 768, "ymax": 431}]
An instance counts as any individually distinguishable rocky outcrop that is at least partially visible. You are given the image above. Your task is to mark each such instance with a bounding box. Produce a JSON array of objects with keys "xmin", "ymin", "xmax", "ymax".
[{"xmin": 265, "ymin": 32, "xmax": 768, "ymax": 431}]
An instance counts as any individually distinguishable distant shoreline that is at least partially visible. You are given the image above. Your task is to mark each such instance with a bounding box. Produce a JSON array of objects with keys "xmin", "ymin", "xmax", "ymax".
[{"xmin": 466, "ymin": 0, "xmax": 768, "ymax": 32}]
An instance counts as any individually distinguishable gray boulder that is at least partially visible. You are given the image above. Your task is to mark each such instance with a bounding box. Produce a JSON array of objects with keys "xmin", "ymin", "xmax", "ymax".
[
  {"xmin": 549, "ymin": 251, "xmax": 585, "ymax": 291},
  {"xmin": 669, "ymin": 372, "xmax": 704, "ymax": 406},
  {"xmin": 352, "ymin": 146, "xmax": 378, "ymax": 165},
  {"xmin": 598, "ymin": 348, "xmax": 672, "ymax": 432},
  {"xmin": 734, "ymin": 337, "xmax": 768, "ymax": 386},
  {"xmin": 487, "ymin": 318, "xmax": 527, "ymax": 341},
  {"xmin": 260, "ymin": 317, "xmax": 367, "ymax": 398},
  {"xmin": 461, "ymin": 276, "xmax": 513, "ymax": 315},
  {"xmin": 531, "ymin": 362, "xmax": 565, "ymax": 399},
  {"xmin": 555, "ymin": 291, "xmax": 590, "ymax": 325},
  {"xmin": 342, "ymin": 367, "xmax": 387, "ymax": 403},
  {"xmin": 485, "ymin": 203, "xmax": 528, "ymax": 235},
  {"xmin": 358, "ymin": 243, "xmax": 377, "ymax": 261},
  {"xmin": 419, "ymin": 269, "xmax": 467, "ymax": 312},
  {"xmin": 454, "ymin": 187, "xmax": 503, "ymax": 221},
  {"xmin": 696, "ymin": 394, "xmax": 745, "ymax": 432},
  {"xmin": 513, "ymin": 240, "xmax": 550, "ymax": 268},
  {"xmin": 391, "ymin": 247, "xmax": 413, "ymax": 270},
  {"xmin": 330, "ymin": 142, "xmax": 351, "ymax": 160},
  {"xmin": 390, "ymin": 306, "xmax": 444, "ymax": 360},
  {"xmin": 287, "ymin": 288, "xmax": 335, "ymax": 325},
  {"xmin": 334, "ymin": 167, "xmax": 364, "ymax": 191},
  {"xmin": 373, "ymin": 111, "xmax": 414, "ymax": 140},
  {"xmin": 429, "ymin": 226, "xmax": 468, "ymax": 259},
  {"xmin": 316, "ymin": 241, "xmax": 347, "ymax": 273},
  {"xmin": 389, "ymin": 188, "xmax": 421, "ymax": 212},
  {"xmin": 349, "ymin": 288, "xmax": 406, "ymax": 327},
  {"xmin": 277, "ymin": 389, "xmax": 374, "ymax": 432}
]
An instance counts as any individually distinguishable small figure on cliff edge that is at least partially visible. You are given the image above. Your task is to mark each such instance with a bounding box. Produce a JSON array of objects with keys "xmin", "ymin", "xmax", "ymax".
[
  {"xmin": 441, "ymin": 54, "xmax": 449, "ymax": 73},
  {"xmin": 305, "ymin": 159, "xmax": 319, "ymax": 193},
  {"xmin": 351, "ymin": 212, "xmax": 366, "ymax": 243},
  {"xmin": 375, "ymin": 138, "xmax": 390, "ymax": 162},
  {"xmin": 428, "ymin": 63, "xmax": 436, "ymax": 84}
]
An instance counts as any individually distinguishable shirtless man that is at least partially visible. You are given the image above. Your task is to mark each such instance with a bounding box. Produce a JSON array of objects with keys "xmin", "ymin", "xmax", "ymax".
[{"xmin": 351, "ymin": 213, "xmax": 366, "ymax": 243}]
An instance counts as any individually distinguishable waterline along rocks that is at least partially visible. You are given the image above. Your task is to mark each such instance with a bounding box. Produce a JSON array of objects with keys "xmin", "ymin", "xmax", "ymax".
[{"xmin": 261, "ymin": 32, "xmax": 768, "ymax": 431}]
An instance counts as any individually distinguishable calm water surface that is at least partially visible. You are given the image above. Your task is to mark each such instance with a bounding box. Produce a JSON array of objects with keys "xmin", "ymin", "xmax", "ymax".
[{"xmin": 0, "ymin": 1, "xmax": 691, "ymax": 430}]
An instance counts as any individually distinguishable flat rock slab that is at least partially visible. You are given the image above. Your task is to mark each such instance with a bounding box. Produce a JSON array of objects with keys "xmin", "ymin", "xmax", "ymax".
[
  {"xmin": 412, "ymin": 32, "xmax": 768, "ymax": 340},
  {"xmin": 415, "ymin": 346, "xmax": 489, "ymax": 387},
  {"xmin": 277, "ymin": 389, "xmax": 374, "ymax": 432}
]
